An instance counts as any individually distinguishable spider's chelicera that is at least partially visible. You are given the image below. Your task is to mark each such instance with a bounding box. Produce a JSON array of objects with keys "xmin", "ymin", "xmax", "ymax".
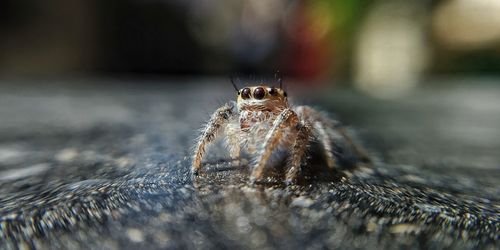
[{"xmin": 192, "ymin": 80, "xmax": 370, "ymax": 184}]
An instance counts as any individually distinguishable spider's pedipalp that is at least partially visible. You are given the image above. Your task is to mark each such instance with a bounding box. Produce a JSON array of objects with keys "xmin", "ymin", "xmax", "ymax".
[
  {"xmin": 225, "ymin": 122, "xmax": 242, "ymax": 166},
  {"xmin": 192, "ymin": 103, "xmax": 234, "ymax": 175},
  {"xmin": 250, "ymin": 108, "xmax": 299, "ymax": 182}
]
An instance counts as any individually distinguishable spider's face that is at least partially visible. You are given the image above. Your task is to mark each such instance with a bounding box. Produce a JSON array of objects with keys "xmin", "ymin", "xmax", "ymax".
[{"xmin": 236, "ymin": 86, "xmax": 288, "ymax": 110}]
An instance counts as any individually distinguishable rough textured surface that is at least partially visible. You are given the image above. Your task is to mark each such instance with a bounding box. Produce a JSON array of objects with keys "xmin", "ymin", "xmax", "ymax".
[{"xmin": 0, "ymin": 79, "xmax": 499, "ymax": 249}]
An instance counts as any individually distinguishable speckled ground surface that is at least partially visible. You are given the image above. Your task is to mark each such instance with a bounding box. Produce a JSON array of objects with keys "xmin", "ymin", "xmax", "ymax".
[{"xmin": 0, "ymin": 79, "xmax": 499, "ymax": 249}]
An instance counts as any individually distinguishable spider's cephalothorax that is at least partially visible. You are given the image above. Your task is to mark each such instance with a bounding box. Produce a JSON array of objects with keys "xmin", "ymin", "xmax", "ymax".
[
  {"xmin": 192, "ymin": 82, "xmax": 371, "ymax": 184},
  {"xmin": 237, "ymin": 86, "xmax": 288, "ymax": 131}
]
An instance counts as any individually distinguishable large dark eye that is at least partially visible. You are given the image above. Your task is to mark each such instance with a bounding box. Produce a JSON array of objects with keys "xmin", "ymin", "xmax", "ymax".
[
  {"xmin": 253, "ymin": 87, "xmax": 265, "ymax": 100},
  {"xmin": 241, "ymin": 88, "xmax": 251, "ymax": 99}
]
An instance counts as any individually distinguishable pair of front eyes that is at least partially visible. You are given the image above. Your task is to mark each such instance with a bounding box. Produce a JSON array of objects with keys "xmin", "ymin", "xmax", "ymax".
[{"xmin": 238, "ymin": 87, "xmax": 281, "ymax": 100}]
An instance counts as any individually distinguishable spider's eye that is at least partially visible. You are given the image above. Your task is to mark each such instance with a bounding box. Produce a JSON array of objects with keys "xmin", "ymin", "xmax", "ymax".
[
  {"xmin": 284, "ymin": 91, "xmax": 288, "ymax": 97},
  {"xmin": 253, "ymin": 87, "xmax": 265, "ymax": 100},
  {"xmin": 269, "ymin": 88, "xmax": 277, "ymax": 95},
  {"xmin": 241, "ymin": 88, "xmax": 251, "ymax": 99}
]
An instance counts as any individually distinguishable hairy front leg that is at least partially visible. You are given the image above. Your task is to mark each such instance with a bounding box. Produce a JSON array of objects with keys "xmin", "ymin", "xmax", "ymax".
[
  {"xmin": 251, "ymin": 109, "xmax": 299, "ymax": 182},
  {"xmin": 192, "ymin": 103, "xmax": 234, "ymax": 175},
  {"xmin": 285, "ymin": 121, "xmax": 313, "ymax": 184}
]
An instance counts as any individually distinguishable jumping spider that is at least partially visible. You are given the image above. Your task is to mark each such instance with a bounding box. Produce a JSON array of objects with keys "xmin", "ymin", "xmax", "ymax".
[{"xmin": 192, "ymin": 80, "xmax": 371, "ymax": 184}]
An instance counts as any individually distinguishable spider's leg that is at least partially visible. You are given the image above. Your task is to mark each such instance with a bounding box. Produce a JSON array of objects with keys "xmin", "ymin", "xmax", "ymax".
[
  {"xmin": 297, "ymin": 106, "xmax": 372, "ymax": 165},
  {"xmin": 285, "ymin": 121, "xmax": 313, "ymax": 184},
  {"xmin": 296, "ymin": 106, "xmax": 336, "ymax": 170},
  {"xmin": 312, "ymin": 121, "xmax": 336, "ymax": 169},
  {"xmin": 192, "ymin": 103, "xmax": 234, "ymax": 175},
  {"xmin": 334, "ymin": 126, "xmax": 372, "ymax": 164},
  {"xmin": 251, "ymin": 108, "xmax": 299, "ymax": 182}
]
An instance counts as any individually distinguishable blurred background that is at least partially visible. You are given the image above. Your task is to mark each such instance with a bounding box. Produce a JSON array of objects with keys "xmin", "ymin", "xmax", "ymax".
[
  {"xmin": 2, "ymin": 2, "xmax": 500, "ymax": 248},
  {"xmin": 0, "ymin": 0, "xmax": 499, "ymax": 97}
]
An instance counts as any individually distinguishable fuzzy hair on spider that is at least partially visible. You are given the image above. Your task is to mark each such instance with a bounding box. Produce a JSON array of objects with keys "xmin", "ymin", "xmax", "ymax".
[{"xmin": 192, "ymin": 81, "xmax": 371, "ymax": 184}]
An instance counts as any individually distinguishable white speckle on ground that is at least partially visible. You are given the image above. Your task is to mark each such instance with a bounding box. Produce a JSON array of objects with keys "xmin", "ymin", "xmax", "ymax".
[
  {"xmin": 0, "ymin": 147, "xmax": 25, "ymax": 164},
  {"xmin": 416, "ymin": 203, "xmax": 442, "ymax": 213},
  {"xmin": 389, "ymin": 224, "xmax": 421, "ymax": 234},
  {"xmin": 290, "ymin": 197, "xmax": 314, "ymax": 208},
  {"xmin": 0, "ymin": 163, "xmax": 50, "ymax": 181},
  {"xmin": 126, "ymin": 228, "xmax": 144, "ymax": 243},
  {"xmin": 236, "ymin": 216, "xmax": 252, "ymax": 233},
  {"xmin": 55, "ymin": 148, "xmax": 78, "ymax": 162}
]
